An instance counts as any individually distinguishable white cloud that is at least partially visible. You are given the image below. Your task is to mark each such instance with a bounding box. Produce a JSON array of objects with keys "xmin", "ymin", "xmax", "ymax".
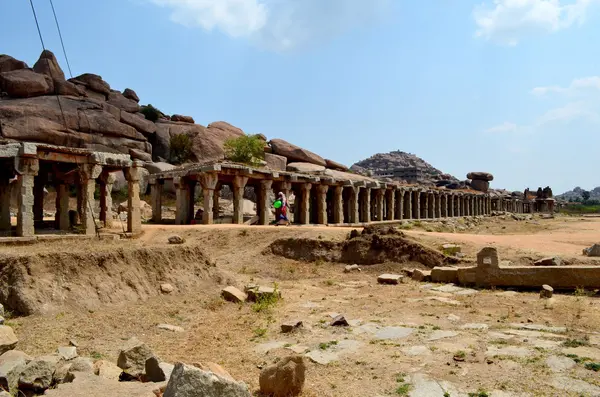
[
  {"xmin": 473, "ymin": 0, "xmax": 597, "ymax": 45},
  {"xmin": 532, "ymin": 76, "xmax": 600, "ymax": 96},
  {"xmin": 484, "ymin": 121, "xmax": 518, "ymax": 133},
  {"xmin": 535, "ymin": 101, "xmax": 599, "ymax": 124},
  {"xmin": 147, "ymin": 0, "xmax": 391, "ymax": 50}
]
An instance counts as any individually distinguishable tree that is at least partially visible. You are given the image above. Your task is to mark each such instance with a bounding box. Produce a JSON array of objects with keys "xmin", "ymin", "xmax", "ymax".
[
  {"xmin": 582, "ymin": 190, "xmax": 591, "ymax": 202},
  {"xmin": 169, "ymin": 134, "xmax": 193, "ymax": 164},
  {"xmin": 223, "ymin": 134, "xmax": 265, "ymax": 166}
]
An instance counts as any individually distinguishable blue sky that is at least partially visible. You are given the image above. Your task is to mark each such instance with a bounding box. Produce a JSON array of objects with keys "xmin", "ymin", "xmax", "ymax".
[{"xmin": 2, "ymin": 0, "xmax": 600, "ymax": 193}]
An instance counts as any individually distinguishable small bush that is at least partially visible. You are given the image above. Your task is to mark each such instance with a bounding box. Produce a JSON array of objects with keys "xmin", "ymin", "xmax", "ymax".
[
  {"xmin": 585, "ymin": 362, "xmax": 600, "ymax": 372},
  {"xmin": 169, "ymin": 134, "xmax": 193, "ymax": 164},
  {"xmin": 223, "ymin": 135, "xmax": 265, "ymax": 166},
  {"xmin": 140, "ymin": 104, "xmax": 163, "ymax": 122}
]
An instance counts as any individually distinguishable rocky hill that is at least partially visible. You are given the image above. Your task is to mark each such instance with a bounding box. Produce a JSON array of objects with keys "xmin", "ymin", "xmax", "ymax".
[
  {"xmin": 351, "ymin": 151, "xmax": 458, "ymax": 186},
  {"xmin": 556, "ymin": 186, "xmax": 600, "ymax": 201}
]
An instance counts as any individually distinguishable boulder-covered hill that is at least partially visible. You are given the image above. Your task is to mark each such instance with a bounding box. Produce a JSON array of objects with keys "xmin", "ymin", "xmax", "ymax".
[
  {"xmin": 556, "ymin": 186, "xmax": 600, "ymax": 201},
  {"xmin": 351, "ymin": 151, "xmax": 458, "ymax": 185}
]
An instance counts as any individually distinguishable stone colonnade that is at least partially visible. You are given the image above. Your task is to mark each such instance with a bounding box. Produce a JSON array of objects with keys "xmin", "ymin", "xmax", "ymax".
[
  {"xmin": 150, "ymin": 164, "xmax": 498, "ymax": 226},
  {"xmin": 0, "ymin": 143, "xmax": 141, "ymax": 237}
]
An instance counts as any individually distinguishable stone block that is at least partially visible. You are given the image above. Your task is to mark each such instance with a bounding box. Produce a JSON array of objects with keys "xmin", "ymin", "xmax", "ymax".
[
  {"xmin": 431, "ymin": 267, "xmax": 459, "ymax": 284},
  {"xmin": 246, "ymin": 286, "xmax": 280, "ymax": 302},
  {"xmin": 163, "ymin": 362, "xmax": 251, "ymax": 397},
  {"xmin": 0, "ymin": 326, "xmax": 18, "ymax": 355},
  {"xmin": 441, "ymin": 244, "xmax": 461, "ymax": 256},
  {"xmin": 412, "ymin": 269, "xmax": 432, "ymax": 282},
  {"xmin": 377, "ymin": 274, "xmax": 403, "ymax": 285},
  {"xmin": 259, "ymin": 355, "xmax": 306, "ymax": 397},
  {"xmin": 264, "ymin": 153, "xmax": 287, "ymax": 171},
  {"xmin": 281, "ymin": 320, "xmax": 303, "ymax": 333},
  {"xmin": 583, "ymin": 244, "xmax": 600, "ymax": 257},
  {"xmin": 117, "ymin": 337, "xmax": 155, "ymax": 378},
  {"xmin": 476, "ymin": 247, "xmax": 499, "ymax": 268},
  {"xmin": 221, "ymin": 287, "xmax": 247, "ymax": 303},
  {"xmin": 540, "ymin": 285, "xmax": 554, "ymax": 298}
]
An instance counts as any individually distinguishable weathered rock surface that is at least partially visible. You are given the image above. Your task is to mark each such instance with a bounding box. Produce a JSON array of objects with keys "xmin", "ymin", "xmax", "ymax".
[
  {"xmin": 121, "ymin": 111, "xmax": 157, "ymax": 135},
  {"xmin": 171, "ymin": 114, "xmax": 195, "ymax": 123},
  {"xmin": 163, "ymin": 362, "xmax": 251, "ymax": 397},
  {"xmin": 123, "ymin": 88, "xmax": 140, "ymax": 102},
  {"xmin": 0, "ymin": 69, "xmax": 52, "ymax": 98},
  {"xmin": 145, "ymin": 356, "xmax": 174, "ymax": 382},
  {"xmin": 18, "ymin": 355, "xmax": 62, "ymax": 392},
  {"xmin": 117, "ymin": 337, "xmax": 155, "ymax": 378},
  {"xmin": 286, "ymin": 162, "xmax": 326, "ymax": 173},
  {"xmin": 129, "ymin": 148, "xmax": 153, "ymax": 162},
  {"xmin": 57, "ymin": 346, "xmax": 77, "ymax": 360},
  {"xmin": 583, "ymin": 244, "xmax": 600, "ymax": 257},
  {"xmin": 470, "ymin": 179, "xmax": 490, "ymax": 192},
  {"xmin": 93, "ymin": 359, "xmax": 122, "ymax": 380},
  {"xmin": 32, "ymin": 50, "xmax": 65, "ymax": 80},
  {"xmin": 193, "ymin": 121, "xmax": 245, "ymax": 162},
  {"xmin": 45, "ymin": 372, "xmax": 163, "ymax": 397},
  {"xmin": 270, "ymin": 139, "xmax": 326, "ymax": 167},
  {"xmin": 325, "ymin": 159, "xmax": 348, "ymax": 171},
  {"xmin": 69, "ymin": 73, "xmax": 110, "ymax": 96},
  {"xmin": 259, "ymin": 355, "xmax": 306, "ymax": 397},
  {"xmin": 0, "ymin": 350, "xmax": 31, "ymax": 392},
  {"xmin": 0, "ymin": 55, "xmax": 28, "ymax": 73},
  {"xmin": 264, "ymin": 153, "xmax": 287, "ymax": 171},
  {"xmin": 0, "ymin": 326, "xmax": 18, "ymax": 354},
  {"xmin": 467, "ymin": 172, "xmax": 494, "ymax": 181},
  {"xmin": 108, "ymin": 90, "xmax": 140, "ymax": 113}
]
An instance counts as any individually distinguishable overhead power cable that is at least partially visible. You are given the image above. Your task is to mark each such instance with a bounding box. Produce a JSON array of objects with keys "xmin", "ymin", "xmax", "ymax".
[{"xmin": 49, "ymin": 0, "xmax": 73, "ymax": 78}]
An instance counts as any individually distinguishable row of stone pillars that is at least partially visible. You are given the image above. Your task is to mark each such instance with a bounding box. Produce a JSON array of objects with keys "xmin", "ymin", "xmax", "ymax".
[
  {"xmin": 151, "ymin": 173, "xmax": 493, "ymax": 226},
  {"xmin": 0, "ymin": 157, "xmax": 142, "ymax": 237}
]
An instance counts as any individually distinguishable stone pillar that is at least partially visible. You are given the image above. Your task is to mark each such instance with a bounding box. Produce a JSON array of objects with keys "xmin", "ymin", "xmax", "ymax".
[
  {"xmin": 0, "ymin": 176, "xmax": 12, "ymax": 232},
  {"xmin": 258, "ymin": 180, "xmax": 273, "ymax": 225},
  {"xmin": 33, "ymin": 174, "xmax": 46, "ymax": 224},
  {"xmin": 175, "ymin": 177, "xmax": 190, "ymax": 225},
  {"xmin": 395, "ymin": 190, "xmax": 403, "ymax": 220},
  {"xmin": 449, "ymin": 194, "xmax": 454, "ymax": 217},
  {"xmin": 413, "ymin": 191, "xmax": 420, "ymax": 219},
  {"xmin": 375, "ymin": 189, "xmax": 384, "ymax": 221},
  {"xmin": 404, "ymin": 190, "xmax": 412, "ymax": 219},
  {"xmin": 332, "ymin": 186, "xmax": 344, "ymax": 224},
  {"xmin": 348, "ymin": 186, "xmax": 359, "ymax": 224},
  {"xmin": 299, "ymin": 183, "xmax": 312, "ymax": 224},
  {"xmin": 75, "ymin": 183, "xmax": 83, "ymax": 226},
  {"xmin": 436, "ymin": 193, "xmax": 442, "ymax": 218},
  {"xmin": 150, "ymin": 179, "xmax": 163, "ymax": 224},
  {"xmin": 232, "ymin": 175, "xmax": 248, "ymax": 225},
  {"xmin": 315, "ymin": 185, "xmax": 328, "ymax": 225},
  {"xmin": 99, "ymin": 173, "xmax": 115, "ymax": 228},
  {"xmin": 79, "ymin": 164, "xmax": 102, "ymax": 235},
  {"xmin": 54, "ymin": 183, "xmax": 70, "ymax": 231},
  {"xmin": 16, "ymin": 158, "xmax": 39, "ymax": 237},
  {"xmin": 124, "ymin": 165, "xmax": 141, "ymax": 234},
  {"xmin": 213, "ymin": 185, "xmax": 220, "ymax": 221},
  {"xmin": 360, "ymin": 188, "xmax": 371, "ymax": 223},
  {"xmin": 386, "ymin": 190, "xmax": 395, "ymax": 221},
  {"xmin": 200, "ymin": 173, "xmax": 218, "ymax": 225},
  {"xmin": 427, "ymin": 193, "xmax": 434, "ymax": 219}
]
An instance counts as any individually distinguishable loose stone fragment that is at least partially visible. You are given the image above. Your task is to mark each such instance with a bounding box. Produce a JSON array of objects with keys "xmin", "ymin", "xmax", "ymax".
[
  {"xmin": 221, "ymin": 286, "xmax": 247, "ymax": 303},
  {"xmin": 281, "ymin": 320, "xmax": 303, "ymax": 333},
  {"xmin": 330, "ymin": 315, "xmax": 349, "ymax": 327},
  {"xmin": 540, "ymin": 285, "xmax": 553, "ymax": 299},
  {"xmin": 377, "ymin": 274, "xmax": 403, "ymax": 285}
]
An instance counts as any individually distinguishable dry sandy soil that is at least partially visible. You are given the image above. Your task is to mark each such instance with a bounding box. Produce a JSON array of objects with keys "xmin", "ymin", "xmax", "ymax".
[{"xmin": 2, "ymin": 215, "xmax": 600, "ymax": 396}]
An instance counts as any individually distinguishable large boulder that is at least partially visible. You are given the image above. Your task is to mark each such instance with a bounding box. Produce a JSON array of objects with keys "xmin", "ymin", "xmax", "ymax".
[
  {"xmin": 154, "ymin": 121, "xmax": 203, "ymax": 162},
  {"xmin": 287, "ymin": 162, "xmax": 326, "ymax": 173},
  {"xmin": 0, "ymin": 69, "xmax": 53, "ymax": 98},
  {"xmin": 107, "ymin": 91, "xmax": 140, "ymax": 113},
  {"xmin": 325, "ymin": 159, "xmax": 348, "ymax": 171},
  {"xmin": 0, "ymin": 326, "xmax": 18, "ymax": 354},
  {"xmin": 117, "ymin": 337, "xmax": 155, "ymax": 379},
  {"xmin": 193, "ymin": 121, "xmax": 245, "ymax": 162},
  {"xmin": 265, "ymin": 153, "xmax": 287, "ymax": 171},
  {"xmin": 121, "ymin": 111, "xmax": 157, "ymax": 135},
  {"xmin": 0, "ymin": 55, "xmax": 28, "ymax": 73},
  {"xmin": 259, "ymin": 356, "xmax": 306, "ymax": 397},
  {"xmin": 123, "ymin": 88, "xmax": 140, "ymax": 102},
  {"xmin": 0, "ymin": 96, "xmax": 149, "ymax": 155},
  {"xmin": 69, "ymin": 73, "xmax": 110, "ymax": 96},
  {"xmin": 171, "ymin": 114, "xmax": 195, "ymax": 123},
  {"xmin": 32, "ymin": 50, "xmax": 65, "ymax": 81},
  {"xmin": 470, "ymin": 179, "xmax": 490, "ymax": 192},
  {"xmin": 163, "ymin": 363, "xmax": 251, "ymax": 397},
  {"xmin": 18, "ymin": 355, "xmax": 62, "ymax": 393},
  {"xmin": 0, "ymin": 350, "xmax": 31, "ymax": 393},
  {"xmin": 270, "ymin": 139, "xmax": 326, "ymax": 167},
  {"xmin": 467, "ymin": 172, "xmax": 494, "ymax": 182},
  {"xmin": 54, "ymin": 79, "xmax": 86, "ymax": 97},
  {"xmin": 129, "ymin": 148, "xmax": 152, "ymax": 162}
]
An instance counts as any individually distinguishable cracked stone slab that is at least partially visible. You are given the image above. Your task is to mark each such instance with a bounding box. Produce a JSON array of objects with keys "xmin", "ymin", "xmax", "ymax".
[
  {"xmin": 462, "ymin": 323, "xmax": 489, "ymax": 331},
  {"xmin": 305, "ymin": 340, "xmax": 363, "ymax": 365},
  {"xmin": 508, "ymin": 323, "xmax": 566, "ymax": 334},
  {"xmin": 428, "ymin": 330, "xmax": 459, "ymax": 341},
  {"xmin": 486, "ymin": 346, "xmax": 533, "ymax": 358},
  {"xmin": 546, "ymin": 355, "xmax": 576, "ymax": 372},
  {"xmin": 502, "ymin": 329, "xmax": 566, "ymax": 339},
  {"xmin": 431, "ymin": 284, "xmax": 464, "ymax": 293},
  {"xmin": 551, "ymin": 376, "xmax": 600, "ymax": 395},
  {"xmin": 375, "ymin": 327, "xmax": 414, "ymax": 340}
]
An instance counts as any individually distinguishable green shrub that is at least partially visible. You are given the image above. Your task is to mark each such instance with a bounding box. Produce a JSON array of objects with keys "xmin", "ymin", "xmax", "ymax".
[
  {"xmin": 223, "ymin": 134, "xmax": 265, "ymax": 166},
  {"xmin": 140, "ymin": 104, "xmax": 163, "ymax": 122},
  {"xmin": 169, "ymin": 134, "xmax": 193, "ymax": 164}
]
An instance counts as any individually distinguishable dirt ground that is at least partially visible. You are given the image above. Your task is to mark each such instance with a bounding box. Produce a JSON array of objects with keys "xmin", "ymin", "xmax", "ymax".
[{"xmin": 3, "ymin": 215, "xmax": 600, "ymax": 396}]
